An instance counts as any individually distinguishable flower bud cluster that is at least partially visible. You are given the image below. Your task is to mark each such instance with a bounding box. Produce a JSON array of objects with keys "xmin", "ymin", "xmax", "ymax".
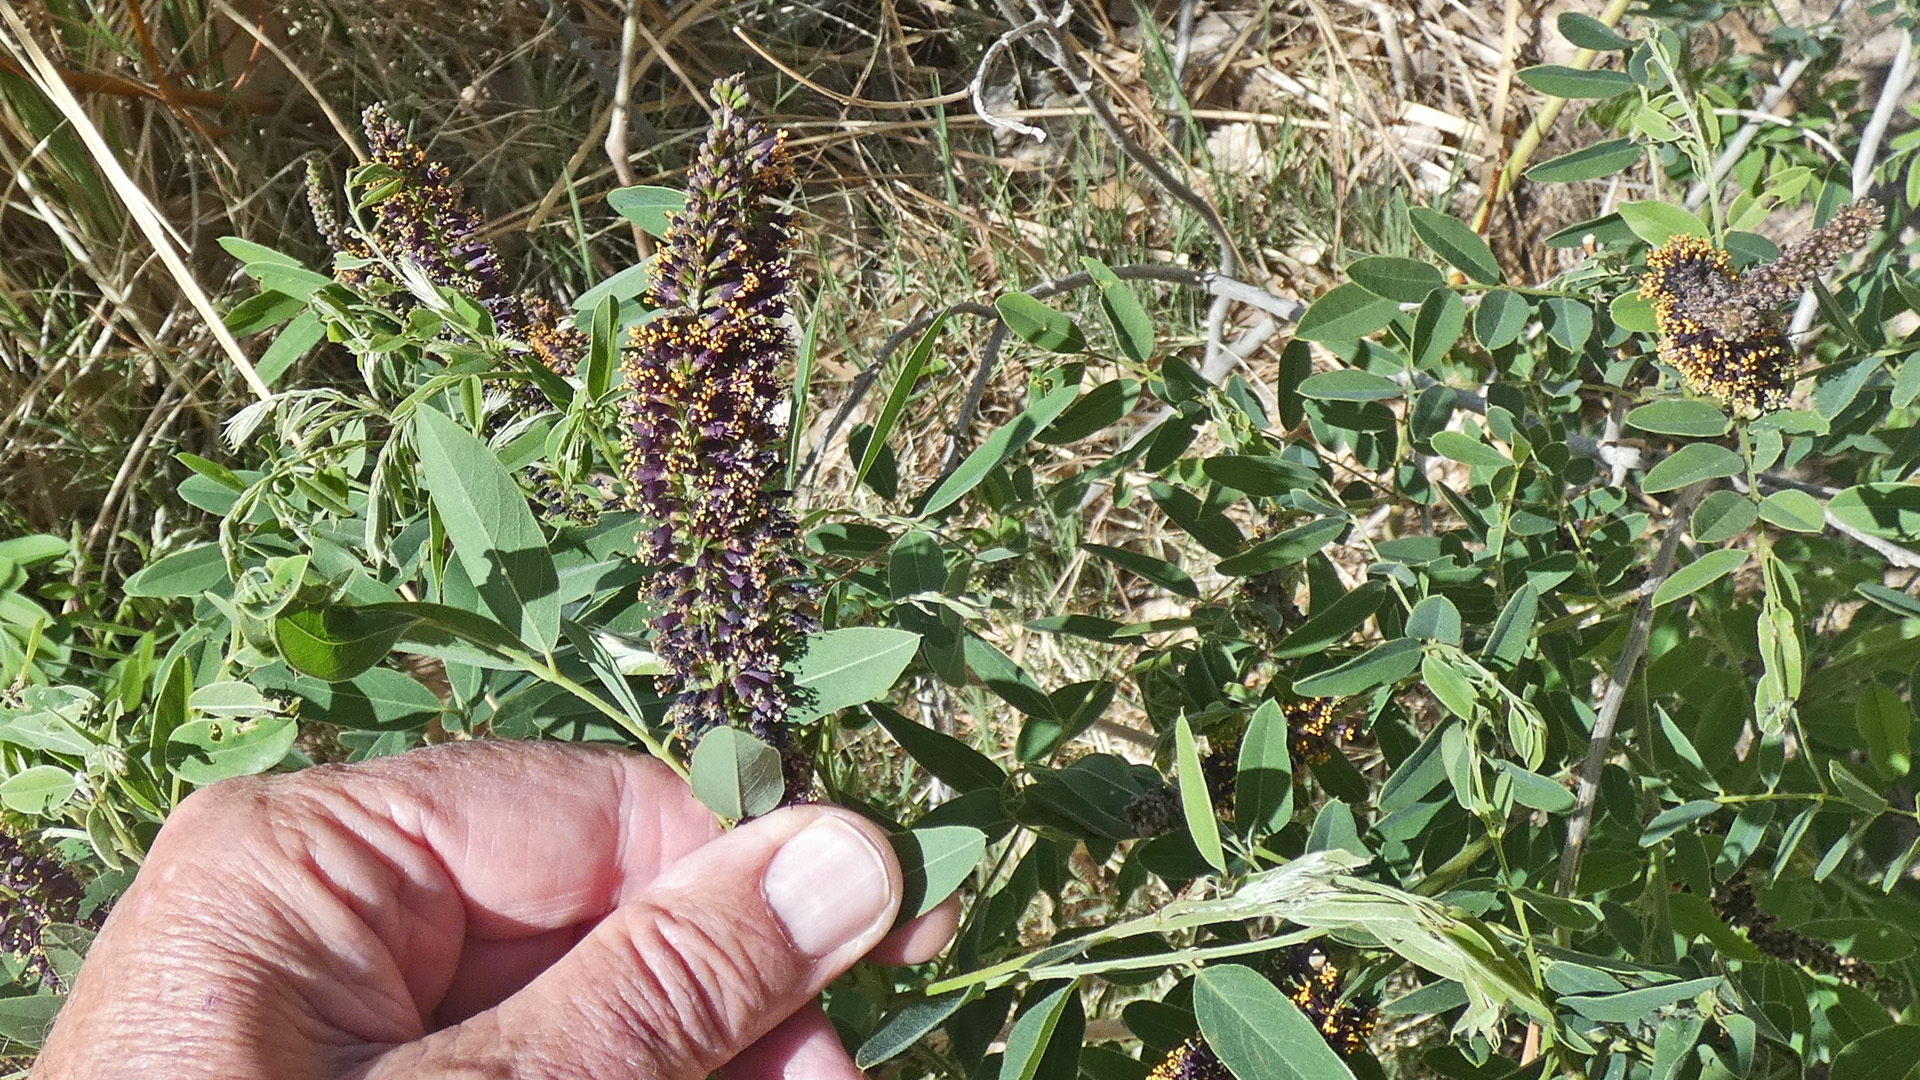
[
  {"xmin": 305, "ymin": 108, "xmax": 584, "ymax": 385},
  {"xmin": 0, "ymin": 827, "xmax": 88, "ymax": 991},
  {"xmin": 618, "ymin": 77, "xmax": 815, "ymax": 754},
  {"xmin": 1638, "ymin": 201, "xmax": 1881, "ymax": 414}
]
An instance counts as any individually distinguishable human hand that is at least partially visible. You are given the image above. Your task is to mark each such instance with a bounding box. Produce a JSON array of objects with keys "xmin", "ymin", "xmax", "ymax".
[{"xmin": 32, "ymin": 740, "xmax": 958, "ymax": 1079}]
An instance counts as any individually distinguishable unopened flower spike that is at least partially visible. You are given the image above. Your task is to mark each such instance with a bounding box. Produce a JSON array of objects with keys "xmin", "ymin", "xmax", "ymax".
[
  {"xmin": 1638, "ymin": 199, "xmax": 1883, "ymax": 415},
  {"xmin": 619, "ymin": 76, "xmax": 815, "ymax": 795},
  {"xmin": 306, "ymin": 107, "xmax": 585, "ymax": 391}
]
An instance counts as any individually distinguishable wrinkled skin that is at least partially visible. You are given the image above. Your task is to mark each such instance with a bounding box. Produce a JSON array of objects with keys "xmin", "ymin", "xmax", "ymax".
[{"xmin": 32, "ymin": 741, "xmax": 957, "ymax": 1079}]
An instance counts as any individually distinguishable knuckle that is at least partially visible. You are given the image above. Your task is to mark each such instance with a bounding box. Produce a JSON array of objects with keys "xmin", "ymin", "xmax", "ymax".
[{"xmin": 591, "ymin": 902, "xmax": 785, "ymax": 1071}]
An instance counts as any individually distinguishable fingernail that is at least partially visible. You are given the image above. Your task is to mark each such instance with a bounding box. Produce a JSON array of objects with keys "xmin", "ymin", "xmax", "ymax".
[{"xmin": 763, "ymin": 817, "xmax": 892, "ymax": 956}]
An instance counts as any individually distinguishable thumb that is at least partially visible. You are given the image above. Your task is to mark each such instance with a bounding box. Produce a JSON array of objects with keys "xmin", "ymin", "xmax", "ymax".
[{"xmin": 383, "ymin": 806, "xmax": 902, "ymax": 1080}]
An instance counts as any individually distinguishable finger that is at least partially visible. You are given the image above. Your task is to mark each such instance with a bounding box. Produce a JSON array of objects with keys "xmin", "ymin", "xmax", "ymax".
[
  {"xmin": 722, "ymin": 1003, "xmax": 863, "ymax": 1080},
  {"xmin": 868, "ymin": 894, "xmax": 962, "ymax": 966},
  {"xmin": 377, "ymin": 804, "xmax": 901, "ymax": 1080}
]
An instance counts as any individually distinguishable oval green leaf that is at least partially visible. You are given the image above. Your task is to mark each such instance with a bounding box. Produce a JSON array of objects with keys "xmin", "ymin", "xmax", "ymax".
[
  {"xmin": 1829, "ymin": 483, "xmax": 1920, "ymax": 540},
  {"xmin": 1642, "ymin": 442, "xmax": 1742, "ymax": 493},
  {"xmin": 1517, "ymin": 64, "xmax": 1635, "ymax": 99},
  {"xmin": 689, "ymin": 726, "xmax": 785, "ymax": 819},
  {"xmin": 1295, "ymin": 283, "xmax": 1400, "ymax": 342},
  {"xmin": 1295, "ymin": 637, "xmax": 1422, "ymax": 697},
  {"xmin": 1526, "ymin": 138, "xmax": 1641, "ymax": 183},
  {"xmin": 996, "ymin": 293, "xmax": 1086, "ymax": 353},
  {"xmin": 1297, "ymin": 370, "xmax": 1402, "ymax": 401},
  {"xmin": 1410, "ymin": 208, "xmax": 1503, "ymax": 285},
  {"xmin": 1195, "ymin": 965, "xmax": 1358, "ymax": 1080},
  {"xmin": 1618, "ymin": 200, "xmax": 1710, "ymax": 245},
  {"xmin": 1347, "ymin": 256, "xmax": 1445, "ymax": 303},
  {"xmin": 787, "ymin": 627, "xmax": 923, "ymax": 722},
  {"xmin": 166, "ymin": 715, "xmax": 298, "ymax": 786},
  {"xmin": 1626, "ymin": 400, "xmax": 1731, "ymax": 438},
  {"xmin": 1653, "ymin": 548, "xmax": 1750, "ymax": 607}
]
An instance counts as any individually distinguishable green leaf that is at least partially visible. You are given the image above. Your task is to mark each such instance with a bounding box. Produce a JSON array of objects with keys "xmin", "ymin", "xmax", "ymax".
[
  {"xmin": 996, "ymin": 293, "xmax": 1086, "ymax": 353},
  {"xmin": 166, "ymin": 716, "xmax": 298, "ymax": 786},
  {"xmin": 1295, "ymin": 283, "xmax": 1401, "ymax": 342},
  {"xmin": 1430, "ymin": 430, "xmax": 1512, "ymax": 470},
  {"xmin": 1084, "ymin": 543, "xmax": 1200, "ymax": 599},
  {"xmin": 1175, "ymin": 714, "xmax": 1227, "ymax": 873},
  {"xmin": 870, "ymin": 704, "xmax": 1007, "ymax": 792},
  {"xmin": 1422, "ymin": 654, "xmax": 1478, "ymax": 720},
  {"xmin": 1542, "ymin": 297, "xmax": 1594, "ymax": 349},
  {"xmin": 1758, "ymin": 490, "xmax": 1824, "ymax": 532},
  {"xmin": 219, "ymin": 235, "xmax": 303, "ymax": 268},
  {"xmin": 1653, "ymin": 548, "xmax": 1749, "ymax": 607},
  {"xmin": 1347, "ymin": 256, "xmax": 1445, "ymax": 303},
  {"xmin": 606, "ymin": 185, "xmax": 686, "ymax": 236},
  {"xmin": 1610, "ymin": 291, "xmax": 1658, "ymax": 333},
  {"xmin": 1202, "ymin": 454, "xmax": 1319, "ymax": 496},
  {"xmin": 1829, "ymin": 483, "xmax": 1920, "ymax": 540},
  {"xmin": 1410, "ymin": 207, "xmax": 1503, "ymax": 284},
  {"xmin": 1641, "ymin": 800, "xmax": 1722, "ymax": 846},
  {"xmin": 1195, "ymin": 965, "xmax": 1359, "ymax": 1080},
  {"xmin": 964, "ymin": 635, "xmax": 1056, "ymax": 720},
  {"xmin": 862, "ymin": 311, "xmax": 946, "ymax": 487},
  {"xmin": 1001, "ymin": 983, "xmax": 1078, "ymax": 1080},
  {"xmin": 1216, "ymin": 519, "xmax": 1347, "ymax": 577},
  {"xmin": 893, "ymin": 825, "xmax": 986, "ymax": 922},
  {"xmin": 0, "ymin": 534, "xmax": 67, "ymax": 566},
  {"xmin": 689, "ymin": 727, "xmax": 785, "ymax": 819},
  {"xmin": 1235, "ymin": 700, "xmax": 1294, "ymax": 835},
  {"xmin": 1474, "ymin": 291, "xmax": 1529, "ymax": 349},
  {"xmin": 1039, "ymin": 378, "xmax": 1142, "ymax": 444},
  {"xmin": 1858, "ymin": 582, "xmax": 1920, "ymax": 619},
  {"xmin": 1413, "ymin": 290, "xmax": 1468, "ymax": 369},
  {"xmin": 0, "ymin": 765, "xmax": 76, "ymax": 815},
  {"xmin": 257, "ymin": 309, "xmax": 324, "ymax": 386},
  {"xmin": 1497, "ymin": 761, "xmax": 1575, "ymax": 813},
  {"xmin": 273, "ymin": 604, "xmax": 418, "ymax": 682},
  {"xmin": 123, "ymin": 544, "xmax": 229, "ymax": 598},
  {"xmin": 0, "ymin": 993, "xmax": 63, "ymax": 1049},
  {"xmin": 1526, "ymin": 138, "xmax": 1641, "ymax": 183},
  {"xmin": 1563, "ymin": 978, "xmax": 1725, "ymax": 1023},
  {"xmin": 585, "ymin": 294, "xmax": 617, "ymax": 402},
  {"xmin": 1483, "ymin": 585, "xmax": 1539, "ymax": 668},
  {"xmin": 1558, "ymin": 11, "xmax": 1633, "ymax": 49},
  {"xmin": 1516, "ymin": 64, "xmax": 1634, "ymax": 99},
  {"xmin": 1277, "ymin": 340, "xmax": 1310, "ymax": 428},
  {"xmin": 1643, "ymin": 442, "xmax": 1742, "ymax": 493},
  {"xmin": 1296, "ymin": 637, "xmax": 1422, "ymax": 697},
  {"xmin": 1405, "ymin": 596, "xmax": 1462, "ymax": 645},
  {"xmin": 1297, "ymin": 370, "xmax": 1402, "ymax": 401},
  {"xmin": 1082, "ymin": 258, "xmax": 1155, "ymax": 362},
  {"xmin": 921, "ymin": 384, "xmax": 1080, "ymax": 514},
  {"xmin": 1832, "ymin": 1025, "xmax": 1920, "ymax": 1080},
  {"xmin": 1857, "ymin": 683, "xmax": 1913, "ymax": 780},
  {"xmin": 1274, "ymin": 581, "xmax": 1387, "ymax": 659},
  {"xmin": 1618, "ymin": 200, "xmax": 1710, "ymax": 245},
  {"xmin": 1627, "ymin": 400, "xmax": 1731, "ymax": 438},
  {"xmin": 1690, "ymin": 491, "xmax": 1758, "ymax": 543},
  {"xmin": 787, "ymin": 627, "xmax": 922, "ymax": 722},
  {"xmin": 856, "ymin": 991, "xmax": 976, "ymax": 1070},
  {"xmin": 413, "ymin": 407, "xmax": 561, "ymax": 655},
  {"xmin": 261, "ymin": 665, "xmax": 444, "ymax": 731}
]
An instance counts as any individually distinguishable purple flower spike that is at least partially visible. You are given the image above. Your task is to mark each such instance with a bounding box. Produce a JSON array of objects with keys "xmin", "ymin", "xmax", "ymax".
[{"xmin": 619, "ymin": 78, "xmax": 816, "ymax": 794}]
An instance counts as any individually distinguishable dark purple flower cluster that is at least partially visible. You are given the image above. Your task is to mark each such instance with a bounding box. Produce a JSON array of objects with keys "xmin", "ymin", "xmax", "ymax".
[
  {"xmin": 1638, "ymin": 200, "xmax": 1882, "ymax": 415},
  {"xmin": 305, "ymin": 108, "xmax": 585, "ymax": 384},
  {"xmin": 619, "ymin": 78, "xmax": 815, "ymax": 766},
  {"xmin": 1, "ymin": 827, "xmax": 89, "ymax": 991}
]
